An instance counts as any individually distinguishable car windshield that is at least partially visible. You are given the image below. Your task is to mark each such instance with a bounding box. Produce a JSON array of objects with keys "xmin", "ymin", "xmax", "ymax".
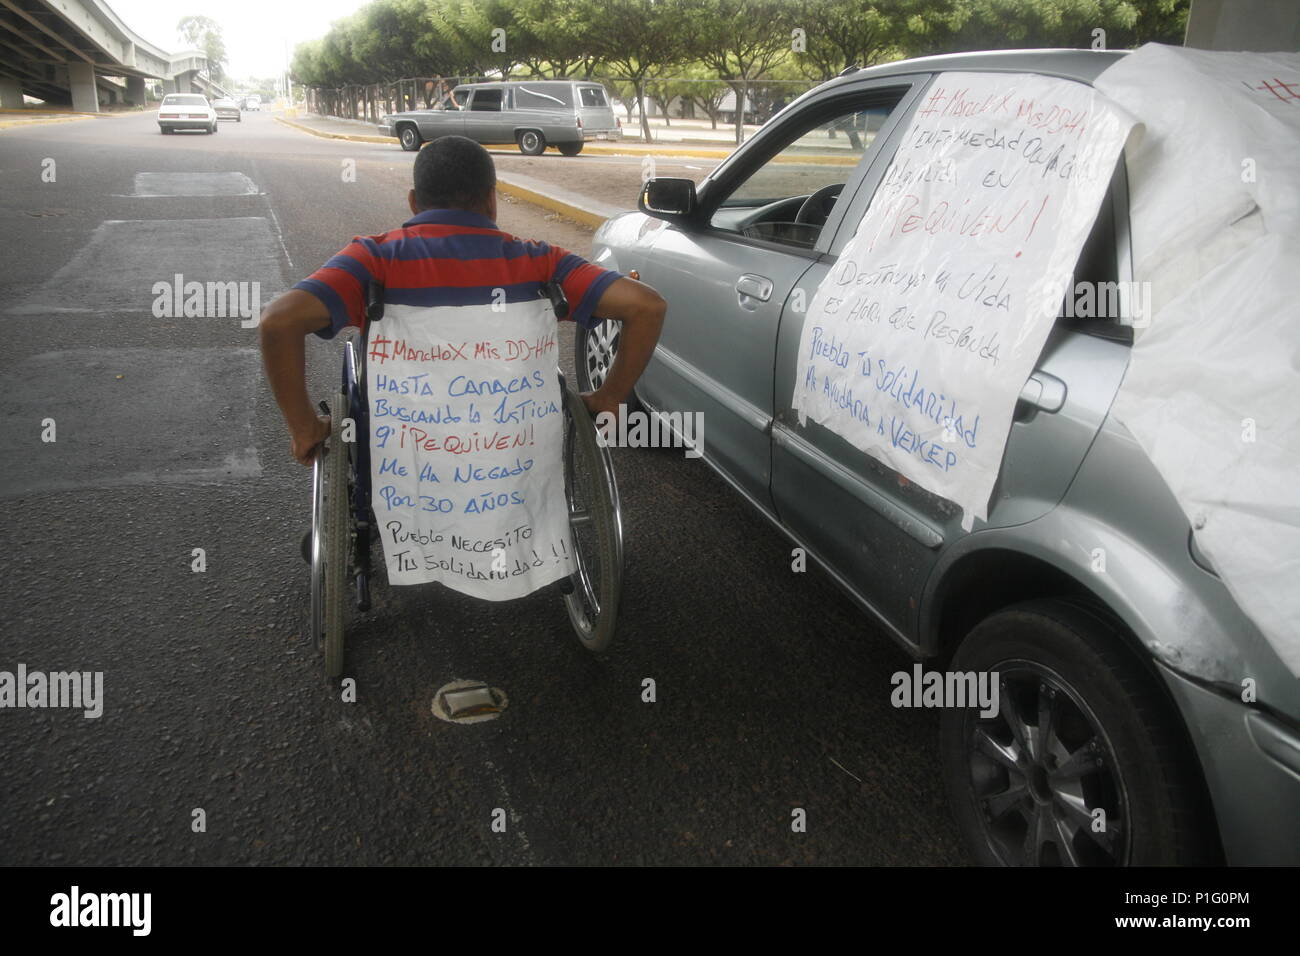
[{"xmin": 164, "ymin": 96, "xmax": 208, "ymax": 107}]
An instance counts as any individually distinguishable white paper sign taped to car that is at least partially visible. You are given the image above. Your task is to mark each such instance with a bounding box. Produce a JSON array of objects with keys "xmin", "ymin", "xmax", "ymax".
[
  {"xmin": 793, "ymin": 72, "xmax": 1134, "ymax": 528},
  {"xmin": 366, "ymin": 300, "xmax": 575, "ymax": 600},
  {"xmin": 1096, "ymin": 45, "xmax": 1300, "ymax": 676}
]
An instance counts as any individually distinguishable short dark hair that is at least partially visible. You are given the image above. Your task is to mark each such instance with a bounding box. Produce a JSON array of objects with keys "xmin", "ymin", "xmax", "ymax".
[{"xmin": 412, "ymin": 135, "xmax": 496, "ymax": 212}]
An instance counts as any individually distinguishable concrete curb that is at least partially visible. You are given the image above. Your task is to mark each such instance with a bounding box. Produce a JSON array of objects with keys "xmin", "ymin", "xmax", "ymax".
[
  {"xmin": 275, "ymin": 114, "xmax": 397, "ymax": 144},
  {"xmin": 495, "ymin": 172, "xmax": 626, "ymax": 230}
]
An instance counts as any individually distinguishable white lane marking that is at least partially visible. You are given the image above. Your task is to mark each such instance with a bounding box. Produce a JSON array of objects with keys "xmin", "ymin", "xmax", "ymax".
[
  {"xmin": 7, "ymin": 218, "xmax": 286, "ymax": 315},
  {"xmin": 123, "ymin": 172, "xmax": 262, "ymax": 198}
]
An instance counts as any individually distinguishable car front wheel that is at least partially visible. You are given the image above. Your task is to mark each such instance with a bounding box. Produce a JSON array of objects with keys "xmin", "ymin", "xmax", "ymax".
[
  {"xmin": 398, "ymin": 125, "xmax": 422, "ymax": 151},
  {"xmin": 940, "ymin": 599, "xmax": 1213, "ymax": 866},
  {"xmin": 575, "ymin": 319, "xmax": 641, "ymax": 414},
  {"xmin": 518, "ymin": 130, "xmax": 546, "ymax": 155}
]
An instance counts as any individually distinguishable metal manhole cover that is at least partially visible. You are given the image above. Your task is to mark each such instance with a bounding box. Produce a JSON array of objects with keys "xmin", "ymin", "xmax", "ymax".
[{"xmin": 432, "ymin": 680, "xmax": 508, "ymax": 724}]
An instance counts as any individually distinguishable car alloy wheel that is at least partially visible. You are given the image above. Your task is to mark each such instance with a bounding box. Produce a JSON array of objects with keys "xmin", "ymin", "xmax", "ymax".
[
  {"xmin": 582, "ymin": 320, "xmax": 619, "ymax": 392},
  {"xmin": 941, "ymin": 599, "xmax": 1213, "ymax": 866},
  {"xmin": 963, "ymin": 661, "xmax": 1129, "ymax": 866}
]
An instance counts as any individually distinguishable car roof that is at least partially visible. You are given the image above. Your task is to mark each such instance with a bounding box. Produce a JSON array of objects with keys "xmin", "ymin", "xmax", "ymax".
[
  {"xmin": 458, "ymin": 79, "xmax": 604, "ymax": 90},
  {"xmin": 826, "ymin": 48, "xmax": 1127, "ymax": 91}
]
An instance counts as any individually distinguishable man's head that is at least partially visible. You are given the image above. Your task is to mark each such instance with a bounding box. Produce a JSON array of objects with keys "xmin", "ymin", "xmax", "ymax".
[{"xmin": 408, "ymin": 135, "xmax": 497, "ymax": 221}]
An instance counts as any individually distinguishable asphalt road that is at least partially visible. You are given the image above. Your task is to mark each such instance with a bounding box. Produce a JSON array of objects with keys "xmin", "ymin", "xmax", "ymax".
[{"xmin": 0, "ymin": 110, "xmax": 967, "ymax": 865}]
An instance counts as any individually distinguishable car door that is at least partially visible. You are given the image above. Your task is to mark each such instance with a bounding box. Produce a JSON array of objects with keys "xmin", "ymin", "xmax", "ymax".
[
  {"xmin": 635, "ymin": 78, "xmax": 925, "ymax": 510},
  {"xmin": 463, "ymin": 87, "xmax": 506, "ymax": 144},
  {"xmin": 770, "ymin": 72, "xmax": 1137, "ymax": 644}
]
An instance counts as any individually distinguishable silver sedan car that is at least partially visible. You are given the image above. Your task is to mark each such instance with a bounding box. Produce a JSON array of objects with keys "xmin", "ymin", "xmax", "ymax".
[{"xmin": 582, "ymin": 48, "xmax": 1300, "ymax": 866}]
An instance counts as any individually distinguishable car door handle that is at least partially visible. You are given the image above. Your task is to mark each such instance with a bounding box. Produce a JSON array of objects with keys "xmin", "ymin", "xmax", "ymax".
[
  {"xmin": 735, "ymin": 274, "xmax": 773, "ymax": 302},
  {"xmin": 1015, "ymin": 371, "xmax": 1067, "ymax": 420}
]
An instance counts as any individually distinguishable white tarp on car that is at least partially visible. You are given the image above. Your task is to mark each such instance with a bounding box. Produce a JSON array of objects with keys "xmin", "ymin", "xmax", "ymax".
[
  {"xmin": 793, "ymin": 72, "xmax": 1134, "ymax": 528},
  {"xmin": 1096, "ymin": 44, "xmax": 1300, "ymax": 676}
]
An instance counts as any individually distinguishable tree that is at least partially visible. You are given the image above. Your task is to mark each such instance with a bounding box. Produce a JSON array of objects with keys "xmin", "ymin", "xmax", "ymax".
[
  {"xmin": 792, "ymin": 0, "xmax": 957, "ymax": 81},
  {"xmin": 176, "ymin": 15, "xmax": 228, "ymax": 83},
  {"xmin": 582, "ymin": 0, "xmax": 692, "ymax": 143},
  {"xmin": 511, "ymin": 0, "xmax": 602, "ymax": 77},
  {"xmin": 917, "ymin": 0, "xmax": 1184, "ymax": 55},
  {"xmin": 683, "ymin": 0, "xmax": 799, "ymax": 144}
]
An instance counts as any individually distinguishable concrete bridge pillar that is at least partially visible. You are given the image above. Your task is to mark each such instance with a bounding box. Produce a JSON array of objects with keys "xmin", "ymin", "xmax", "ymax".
[
  {"xmin": 0, "ymin": 77, "xmax": 23, "ymax": 109},
  {"xmin": 69, "ymin": 62, "xmax": 99, "ymax": 112},
  {"xmin": 127, "ymin": 76, "xmax": 146, "ymax": 106}
]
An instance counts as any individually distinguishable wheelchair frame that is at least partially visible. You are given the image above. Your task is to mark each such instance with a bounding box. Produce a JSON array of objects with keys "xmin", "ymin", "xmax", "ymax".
[{"xmin": 307, "ymin": 282, "xmax": 625, "ymax": 678}]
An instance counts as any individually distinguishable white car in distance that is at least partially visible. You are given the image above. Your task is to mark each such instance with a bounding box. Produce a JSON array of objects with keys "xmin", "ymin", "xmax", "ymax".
[{"xmin": 158, "ymin": 93, "xmax": 217, "ymax": 134}]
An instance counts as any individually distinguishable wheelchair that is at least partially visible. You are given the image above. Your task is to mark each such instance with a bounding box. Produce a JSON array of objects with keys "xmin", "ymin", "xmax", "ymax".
[{"xmin": 305, "ymin": 282, "xmax": 625, "ymax": 678}]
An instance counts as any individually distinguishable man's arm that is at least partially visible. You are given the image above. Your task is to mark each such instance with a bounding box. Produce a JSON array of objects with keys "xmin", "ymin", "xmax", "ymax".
[
  {"xmin": 581, "ymin": 276, "xmax": 666, "ymax": 418},
  {"xmin": 259, "ymin": 289, "xmax": 333, "ymax": 465}
]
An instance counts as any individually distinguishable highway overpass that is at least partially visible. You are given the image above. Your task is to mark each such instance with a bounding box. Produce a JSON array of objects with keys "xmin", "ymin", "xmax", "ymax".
[{"xmin": 0, "ymin": 0, "xmax": 220, "ymax": 111}]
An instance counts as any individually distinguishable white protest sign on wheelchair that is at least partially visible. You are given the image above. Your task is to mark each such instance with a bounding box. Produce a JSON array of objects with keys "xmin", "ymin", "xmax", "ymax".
[{"xmin": 365, "ymin": 299, "xmax": 575, "ymax": 600}]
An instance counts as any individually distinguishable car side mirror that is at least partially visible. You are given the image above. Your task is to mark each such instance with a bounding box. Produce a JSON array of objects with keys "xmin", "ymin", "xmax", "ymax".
[{"xmin": 639, "ymin": 178, "xmax": 697, "ymax": 223}]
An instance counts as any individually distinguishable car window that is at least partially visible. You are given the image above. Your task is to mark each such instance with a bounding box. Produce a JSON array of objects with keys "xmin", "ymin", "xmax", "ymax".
[
  {"xmin": 578, "ymin": 86, "xmax": 608, "ymax": 108},
  {"xmin": 452, "ymin": 89, "xmax": 470, "ymax": 109},
  {"xmin": 516, "ymin": 85, "xmax": 572, "ymax": 109},
  {"xmin": 470, "ymin": 89, "xmax": 503, "ymax": 112},
  {"xmin": 1056, "ymin": 170, "xmax": 1133, "ymax": 344},
  {"xmin": 709, "ymin": 91, "xmax": 909, "ymax": 249},
  {"xmin": 164, "ymin": 96, "xmax": 208, "ymax": 107}
]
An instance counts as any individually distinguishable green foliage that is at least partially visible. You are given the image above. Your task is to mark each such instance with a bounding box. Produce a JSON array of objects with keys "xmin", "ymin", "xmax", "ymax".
[
  {"xmin": 177, "ymin": 14, "xmax": 229, "ymax": 83},
  {"xmin": 288, "ymin": 0, "xmax": 1192, "ymax": 100}
]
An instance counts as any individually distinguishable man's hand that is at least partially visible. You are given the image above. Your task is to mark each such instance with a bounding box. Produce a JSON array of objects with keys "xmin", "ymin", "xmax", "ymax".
[
  {"xmin": 292, "ymin": 415, "xmax": 332, "ymax": 467},
  {"xmin": 582, "ymin": 277, "xmax": 667, "ymax": 412},
  {"xmin": 259, "ymin": 289, "xmax": 333, "ymax": 465},
  {"xmin": 580, "ymin": 390, "xmax": 623, "ymax": 421}
]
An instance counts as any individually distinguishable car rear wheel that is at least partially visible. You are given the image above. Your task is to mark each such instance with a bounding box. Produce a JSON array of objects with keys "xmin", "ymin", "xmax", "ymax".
[
  {"xmin": 940, "ymin": 599, "xmax": 1212, "ymax": 866},
  {"xmin": 518, "ymin": 130, "xmax": 546, "ymax": 155},
  {"xmin": 160, "ymin": 127, "xmax": 172, "ymax": 134},
  {"xmin": 558, "ymin": 141, "xmax": 583, "ymax": 156},
  {"xmin": 398, "ymin": 124, "xmax": 422, "ymax": 151}
]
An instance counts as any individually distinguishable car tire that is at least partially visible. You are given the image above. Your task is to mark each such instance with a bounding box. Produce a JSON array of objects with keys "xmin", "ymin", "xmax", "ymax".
[
  {"xmin": 940, "ymin": 598, "xmax": 1213, "ymax": 866},
  {"xmin": 558, "ymin": 141, "xmax": 583, "ymax": 157},
  {"xmin": 518, "ymin": 130, "xmax": 546, "ymax": 155},
  {"xmin": 575, "ymin": 319, "xmax": 643, "ymax": 415},
  {"xmin": 398, "ymin": 124, "xmax": 422, "ymax": 151},
  {"xmin": 160, "ymin": 127, "xmax": 172, "ymax": 134}
]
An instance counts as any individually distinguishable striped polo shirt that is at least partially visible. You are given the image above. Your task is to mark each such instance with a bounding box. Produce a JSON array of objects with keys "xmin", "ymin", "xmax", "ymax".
[{"xmin": 294, "ymin": 207, "xmax": 623, "ymax": 339}]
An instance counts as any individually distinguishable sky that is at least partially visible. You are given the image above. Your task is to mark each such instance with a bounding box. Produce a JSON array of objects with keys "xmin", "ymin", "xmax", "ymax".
[{"xmin": 107, "ymin": 0, "xmax": 366, "ymax": 80}]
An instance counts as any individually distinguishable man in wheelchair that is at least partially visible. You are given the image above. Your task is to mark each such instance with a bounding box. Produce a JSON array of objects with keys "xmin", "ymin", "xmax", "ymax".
[
  {"xmin": 260, "ymin": 135, "xmax": 665, "ymax": 467},
  {"xmin": 259, "ymin": 136, "xmax": 665, "ymax": 670}
]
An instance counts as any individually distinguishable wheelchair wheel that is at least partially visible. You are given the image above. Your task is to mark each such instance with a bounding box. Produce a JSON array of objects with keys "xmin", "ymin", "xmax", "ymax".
[
  {"xmin": 308, "ymin": 447, "xmax": 326, "ymax": 652},
  {"xmin": 561, "ymin": 385, "xmax": 624, "ymax": 652},
  {"xmin": 323, "ymin": 391, "xmax": 351, "ymax": 678}
]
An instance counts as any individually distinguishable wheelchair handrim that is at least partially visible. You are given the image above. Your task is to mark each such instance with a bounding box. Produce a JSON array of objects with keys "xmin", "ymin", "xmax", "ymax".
[{"xmin": 309, "ymin": 452, "xmax": 325, "ymax": 649}]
